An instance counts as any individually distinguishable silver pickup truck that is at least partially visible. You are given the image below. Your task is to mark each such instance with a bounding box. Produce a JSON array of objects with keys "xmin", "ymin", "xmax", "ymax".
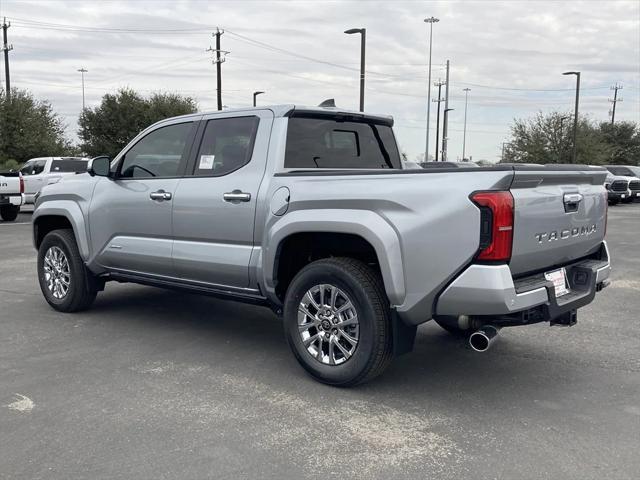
[{"xmin": 32, "ymin": 105, "xmax": 611, "ymax": 386}]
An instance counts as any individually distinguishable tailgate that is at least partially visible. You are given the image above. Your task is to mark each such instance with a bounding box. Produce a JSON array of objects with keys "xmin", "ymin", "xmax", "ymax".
[
  {"xmin": 0, "ymin": 172, "xmax": 21, "ymax": 194},
  {"xmin": 509, "ymin": 166, "xmax": 608, "ymax": 276}
]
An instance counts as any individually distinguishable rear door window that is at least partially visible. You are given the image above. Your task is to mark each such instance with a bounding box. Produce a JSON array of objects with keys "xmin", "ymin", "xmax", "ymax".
[
  {"xmin": 192, "ymin": 116, "xmax": 260, "ymax": 176},
  {"xmin": 285, "ymin": 116, "xmax": 401, "ymax": 169},
  {"xmin": 51, "ymin": 159, "xmax": 88, "ymax": 173}
]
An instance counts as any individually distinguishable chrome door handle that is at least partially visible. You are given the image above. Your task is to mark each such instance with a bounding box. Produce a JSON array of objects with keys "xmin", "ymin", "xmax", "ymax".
[
  {"xmin": 150, "ymin": 190, "xmax": 172, "ymax": 201},
  {"xmin": 223, "ymin": 190, "xmax": 251, "ymax": 203},
  {"xmin": 564, "ymin": 193, "xmax": 583, "ymax": 204}
]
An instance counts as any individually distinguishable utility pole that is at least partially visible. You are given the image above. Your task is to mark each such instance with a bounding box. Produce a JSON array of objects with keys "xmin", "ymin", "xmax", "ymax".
[
  {"xmin": 442, "ymin": 60, "xmax": 450, "ymax": 161},
  {"xmin": 2, "ymin": 17, "xmax": 12, "ymax": 100},
  {"xmin": 433, "ymin": 80, "xmax": 445, "ymax": 162},
  {"xmin": 462, "ymin": 88, "xmax": 471, "ymax": 161},
  {"xmin": 77, "ymin": 68, "xmax": 88, "ymax": 111},
  {"xmin": 609, "ymin": 84, "xmax": 623, "ymax": 125},
  {"xmin": 207, "ymin": 28, "xmax": 227, "ymax": 111},
  {"xmin": 344, "ymin": 28, "xmax": 366, "ymax": 112},
  {"xmin": 562, "ymin": 71, "xmax": 580, "ymax": 163},
  {"xmin": 423, "ymin": 16, "xmax": 439, "ymax": 162}
]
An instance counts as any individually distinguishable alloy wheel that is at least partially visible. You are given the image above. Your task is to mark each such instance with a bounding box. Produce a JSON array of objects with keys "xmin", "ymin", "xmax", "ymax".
[{"xmin": 297, "ymin": 284, "xmax": 360, "ymax": 365}]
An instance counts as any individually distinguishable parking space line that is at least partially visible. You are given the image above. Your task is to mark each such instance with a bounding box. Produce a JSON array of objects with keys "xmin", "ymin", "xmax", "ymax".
[{"xmin": 0, "ymin": 222, "xmax": 31, "ymax": 226}]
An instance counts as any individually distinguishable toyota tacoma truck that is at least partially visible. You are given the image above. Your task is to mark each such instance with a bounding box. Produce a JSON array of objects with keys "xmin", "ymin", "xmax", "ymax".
[
  {"xmin": 32, "ymin": 105, "xmax": 611, "ymax": 386},
  {"xmin": 0, "ymin": 170, "xmax": 24, "ymax": 221}
]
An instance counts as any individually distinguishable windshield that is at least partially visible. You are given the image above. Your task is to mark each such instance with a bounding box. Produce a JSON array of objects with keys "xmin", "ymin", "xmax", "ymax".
[{"xmin": 606, "ymin": 166, "xmax": 636, "ymax": 176}]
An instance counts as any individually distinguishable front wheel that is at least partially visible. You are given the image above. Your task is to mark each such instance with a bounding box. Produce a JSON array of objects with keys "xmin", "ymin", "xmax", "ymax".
[
  {"xmin": 37, "ymin": 229, "xmax": 98, "ymax": 312},
  {"xmin": 0, "ymin": 205, "xmax": 19, "ymax": 221},
  {"xmin": 283, "ymin": 258, "xmax": 393, "ymax": 386}
]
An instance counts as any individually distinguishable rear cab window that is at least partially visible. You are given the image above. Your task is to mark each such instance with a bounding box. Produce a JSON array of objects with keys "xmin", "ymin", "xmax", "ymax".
[{"xmin": 284, "ymin": 113, "xmax": 401, "ymax": 169}]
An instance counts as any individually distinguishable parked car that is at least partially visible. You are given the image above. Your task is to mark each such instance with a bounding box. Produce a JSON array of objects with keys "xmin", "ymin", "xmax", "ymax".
[
  {"xmin": 32, "ymin": 105, "xmax": 611, "ymax": 386},
  {"xmin": 605, "ymin": 165, "xmax": 640, "ymax": 202},
  {"xmin": 19, "ymin": 157, "xmax": 89, "ymax": 204},
  {"xmin": 0, "ymin": 170, "xmax": 24, "ymax": 221},
  {"xmin": 604, "ymin": 173, "xmax": 633, "ymax": 205}
]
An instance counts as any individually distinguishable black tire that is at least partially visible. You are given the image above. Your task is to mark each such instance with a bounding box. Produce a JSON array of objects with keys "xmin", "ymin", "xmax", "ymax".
[
  {"xmin": 37, "ymin": 229, "xmax": 98, "ymax": 312},
  {"xmin": 283, "ymin": 257, "xmax": 393, "ymax": 387},
  {"xmin": 434, "ymin": 315, "xmax": 474, "ymax": 337},
  {"xmin": 622, "ymin": 197, "xmax": 633, "ymax": 204},
  {"xmin": 608, "ymin": 199, "xmax": 619, "ymax": 206},
  {"xmin": 0, "ymin": 205, "xmax": 19, "ymax": 221}
]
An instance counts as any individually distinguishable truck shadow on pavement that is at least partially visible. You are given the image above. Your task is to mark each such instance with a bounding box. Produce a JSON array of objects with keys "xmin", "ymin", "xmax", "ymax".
[{"xmin": 87, "ymin": 283, "xmax": 580, "ymax": 397}]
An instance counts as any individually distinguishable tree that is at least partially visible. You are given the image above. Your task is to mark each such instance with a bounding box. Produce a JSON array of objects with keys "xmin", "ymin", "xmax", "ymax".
[
  {"xmin": 597, "ymin": 121, "xmax": 640, "ymax": 165},
  {"xmin": 503, "ymin": 111, "xmax": 615, "ymax": 165},
  {"xmin": 0, "ymin": 88, "xmax": 71, "ymax": 167},
  {"xmin": 79, "ymin": 89, "xmax": 198, "ymax": 158}
]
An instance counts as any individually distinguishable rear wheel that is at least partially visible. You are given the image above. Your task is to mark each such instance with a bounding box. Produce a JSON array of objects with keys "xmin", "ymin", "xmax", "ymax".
[
  {"xmin": 0, "ymin": 205, "xmax": 19, "ymax": 221},
  {"xmin": 283, "ymin": 257, "xmax": 393, "ymax": 386},
  {"xmin": 37, "ymin": 229, "xmax": 98, "ymax": 312}
]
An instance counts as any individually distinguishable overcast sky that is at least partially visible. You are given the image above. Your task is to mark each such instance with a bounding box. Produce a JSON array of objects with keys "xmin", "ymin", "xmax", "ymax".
[{"xmin": 1, "ymin": 0, "xmax": 639, "ymax": 162}]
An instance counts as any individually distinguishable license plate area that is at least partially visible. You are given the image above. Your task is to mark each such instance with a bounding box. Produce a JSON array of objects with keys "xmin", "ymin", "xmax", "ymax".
[{"xmin": 545, "ymin": 268, "xmax": 570, "ymax": 297}]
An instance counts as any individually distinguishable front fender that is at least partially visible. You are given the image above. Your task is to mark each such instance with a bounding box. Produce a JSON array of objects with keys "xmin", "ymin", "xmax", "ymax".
[
  {"xmin": 33, "ymin": 201, "xmax": 90, "ymax": 260},
  {"xmin": 262, "ymin": 209, "xmax": 405, "ymax": 306}
]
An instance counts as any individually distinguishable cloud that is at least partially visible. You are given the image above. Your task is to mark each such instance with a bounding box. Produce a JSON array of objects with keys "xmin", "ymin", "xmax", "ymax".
[{"xmin": 1, "ymin": 0, "xmax": 638, "ymax": 162}]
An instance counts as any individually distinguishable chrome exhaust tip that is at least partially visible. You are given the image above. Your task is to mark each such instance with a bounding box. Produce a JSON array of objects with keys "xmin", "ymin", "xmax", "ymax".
[{"xmin": 469, "ymin": 325, "xmax": 501, "ymax": 352}]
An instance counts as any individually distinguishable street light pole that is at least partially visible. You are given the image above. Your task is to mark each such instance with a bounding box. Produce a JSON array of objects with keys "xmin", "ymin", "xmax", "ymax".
[
  {"xmin": 563, "ymin": 71, "xmax": 580, "ymax": 163},
  {"xmin": 433, "ymin": 80, "xmax": 445, "ymax": 162},
  {"xmin": 77, "ymin": 67, "xmax": 88, "ymax": 111},
  {"xmin": 253, "ymin": 91, "xmax": 264, "ymax": 107},
  {"xmin": 424, "ymin": 16, "xmax": 439, "ymax": 161},
  {"xmin": 462, "ymin": 88, "xmax": 471, "ymax": 161},
  {"xmin": 344, "ymin": 28, "xmax": 366, "ymax": 112}
]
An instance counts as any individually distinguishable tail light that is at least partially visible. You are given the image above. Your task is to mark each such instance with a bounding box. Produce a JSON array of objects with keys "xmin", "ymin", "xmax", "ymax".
[
  {"xmin": 19, "ymin": 175, "xmax": 24, "ymax": 194},
  {"xmin": 471, "ymin": 191, "xmax": 514, "ymax": 262}
]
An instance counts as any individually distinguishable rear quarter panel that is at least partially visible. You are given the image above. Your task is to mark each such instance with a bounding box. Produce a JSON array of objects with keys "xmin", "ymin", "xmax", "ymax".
[{"xmin": 260, "ymin": 169, "xmax": 513, "ymax": 325}]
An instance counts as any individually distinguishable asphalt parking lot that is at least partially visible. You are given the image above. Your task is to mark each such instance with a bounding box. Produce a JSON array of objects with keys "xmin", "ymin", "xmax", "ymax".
[{"xmin": 1, "ymin": 204, "xmax": 639, "ymax": 480}]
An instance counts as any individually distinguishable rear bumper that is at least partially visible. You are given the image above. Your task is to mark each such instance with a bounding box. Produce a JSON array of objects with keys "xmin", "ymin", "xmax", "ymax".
[
  {"xmin": 0, "ymin": 194, "xmax": 23, "ymax": 207},
  {"xmin": 435, "ymin": 241, "xmax": 610, "ymax": 320}
]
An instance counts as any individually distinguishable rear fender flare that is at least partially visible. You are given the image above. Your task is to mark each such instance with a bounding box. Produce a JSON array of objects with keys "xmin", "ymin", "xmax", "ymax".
[{"xmin": 263, "ymin": 209, "xmax": 405, "ymax": 305}]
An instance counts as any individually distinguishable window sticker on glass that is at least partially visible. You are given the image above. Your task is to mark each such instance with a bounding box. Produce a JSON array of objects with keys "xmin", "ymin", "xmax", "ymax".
[{"xmin": 199, "ymin": 155, "xmax": 215, "ymax": 170}]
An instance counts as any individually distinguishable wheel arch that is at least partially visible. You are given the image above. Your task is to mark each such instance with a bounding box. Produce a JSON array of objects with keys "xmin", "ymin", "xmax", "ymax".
[
  {"xmin": 263, "ymin": 209, "xmax": 405, "ymax": 306},
  {"xmin": 33, "ymin": 202, "xmax": 90, "ymax": 260}
]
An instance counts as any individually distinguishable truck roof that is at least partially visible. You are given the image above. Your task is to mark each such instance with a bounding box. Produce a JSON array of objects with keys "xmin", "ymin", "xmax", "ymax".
[{"xmin": 157, "ymin": 104, "xmax": 394, "ymax": 127}]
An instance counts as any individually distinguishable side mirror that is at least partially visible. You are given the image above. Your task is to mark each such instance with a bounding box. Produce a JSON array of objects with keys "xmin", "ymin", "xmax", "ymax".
[{"xmin": 88, "ymin": 156, "xmax": 111, "ymax": 177}]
